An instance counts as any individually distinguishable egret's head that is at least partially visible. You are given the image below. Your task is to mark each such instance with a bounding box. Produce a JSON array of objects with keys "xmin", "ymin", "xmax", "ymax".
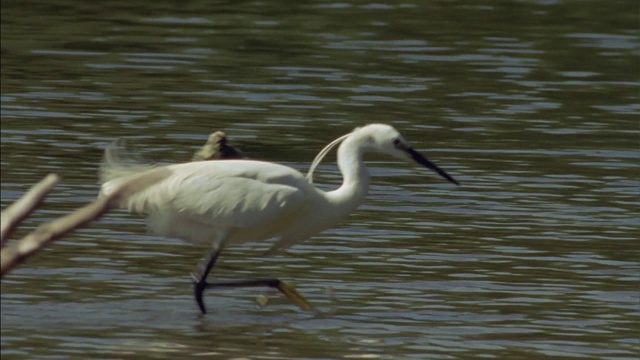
[{"xmin": 357, "ymin": 123, "xmax": 459, "ymax": 185}]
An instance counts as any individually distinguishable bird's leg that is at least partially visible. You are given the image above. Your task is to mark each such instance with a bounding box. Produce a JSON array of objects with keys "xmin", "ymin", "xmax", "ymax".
[
  {"xmin": 204, "ymin": 278, "xmax": 315, "ymax": 311},
  {"xmin": 191, "ymin": 246, "xmax": 223, "ymax": 314},
  {"xmin": 190, "ymin": 243, "xmax": 314, "ymax": 314}
]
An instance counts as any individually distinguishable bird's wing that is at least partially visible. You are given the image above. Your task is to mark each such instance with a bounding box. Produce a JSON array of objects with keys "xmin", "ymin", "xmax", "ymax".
[
  {"xmin": 172, "ymin": 177, "xmax": 305, "ymax": 228},
  {"xmin": 120, "ymin": 161, "xmax": 309, "ymax": 229}
]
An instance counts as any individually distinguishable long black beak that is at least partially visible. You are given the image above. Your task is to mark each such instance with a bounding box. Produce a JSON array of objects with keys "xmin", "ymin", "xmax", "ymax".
[{"xmin": 406, "ymin": 148, "xmax": 459, "ymax": 185}]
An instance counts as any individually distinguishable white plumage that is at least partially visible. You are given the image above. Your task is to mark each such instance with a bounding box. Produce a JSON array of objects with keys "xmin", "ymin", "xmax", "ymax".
[
  {"xmin": 103, "ymin": 159, "xmax": 349, "ymax": 253},
  {"xmin": 100, "ymin": 123, "xmax": 459, "ymax": 313}
]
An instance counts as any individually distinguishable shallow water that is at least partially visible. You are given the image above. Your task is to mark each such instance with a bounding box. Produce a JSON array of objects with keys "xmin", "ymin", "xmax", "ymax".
[{"xmin": 1, "ymin": 0, "xmax": 639, "ymax": 359}]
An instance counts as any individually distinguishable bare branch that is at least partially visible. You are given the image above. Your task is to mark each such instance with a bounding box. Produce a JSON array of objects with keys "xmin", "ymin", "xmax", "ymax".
[
  {"xmin": 0, "ymin": 168, "xmax": 170, "ymax": 277},
  {"xmin": 1, "ymin": 174, "xmax": 61, "ymax": 245}
]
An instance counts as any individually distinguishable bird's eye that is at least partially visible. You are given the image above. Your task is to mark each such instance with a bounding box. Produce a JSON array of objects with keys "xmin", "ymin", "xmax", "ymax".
[{"xmin": 392, "ymin": 138, "xmax": 402, "ymax": 147}]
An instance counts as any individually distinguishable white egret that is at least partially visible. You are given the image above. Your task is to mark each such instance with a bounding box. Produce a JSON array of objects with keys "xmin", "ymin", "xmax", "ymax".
[
  {"xmin": 192, "ymin": 131, "xmax": 244, "ymax": 161},
  {"xmin": 100, "ymin": 123, "xmax": 459, "ymax": 313}
]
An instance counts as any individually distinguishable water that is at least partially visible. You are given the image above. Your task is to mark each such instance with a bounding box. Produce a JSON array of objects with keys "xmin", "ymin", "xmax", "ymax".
[{"xmin": 1, "ymin": 0, "xmax": 638, "ymax": 359}]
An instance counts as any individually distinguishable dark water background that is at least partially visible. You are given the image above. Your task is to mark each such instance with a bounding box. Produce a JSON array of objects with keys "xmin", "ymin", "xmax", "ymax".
[{"xmin": 1, "ymin": 0, "xmax": 638, "ymax": 359}]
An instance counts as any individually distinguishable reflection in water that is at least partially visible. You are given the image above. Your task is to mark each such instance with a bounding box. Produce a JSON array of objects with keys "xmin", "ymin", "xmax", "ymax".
[{"xmin": 1, "ymin": 0, "xmax": 638, "ymax": 359}]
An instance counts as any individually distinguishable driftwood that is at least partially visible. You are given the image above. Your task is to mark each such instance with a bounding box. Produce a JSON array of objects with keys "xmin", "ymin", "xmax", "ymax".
[
  {"xmin": 1, "ymin": 174, "xmax": 61, "ymax": 245},
  {"xmin": 0, "ymin": 168, "xmax": 170, "ymax": 278}
]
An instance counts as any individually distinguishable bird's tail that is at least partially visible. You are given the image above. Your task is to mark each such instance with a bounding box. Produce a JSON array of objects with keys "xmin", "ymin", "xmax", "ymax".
[{"xmin": 99, "ymin": 139, "xmax": 158, "ymax": 185}]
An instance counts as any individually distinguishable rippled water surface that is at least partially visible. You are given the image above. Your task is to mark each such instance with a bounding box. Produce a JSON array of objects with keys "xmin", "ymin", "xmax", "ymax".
[{"xmin": 1, "ymin": 1, "xmax": 638, "ymax": 359}]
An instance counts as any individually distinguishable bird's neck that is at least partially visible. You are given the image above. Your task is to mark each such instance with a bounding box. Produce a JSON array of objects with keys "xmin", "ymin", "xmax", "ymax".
[{"xmin": 326, "ymin": 135, "xmax": 370, "ymax": 208}]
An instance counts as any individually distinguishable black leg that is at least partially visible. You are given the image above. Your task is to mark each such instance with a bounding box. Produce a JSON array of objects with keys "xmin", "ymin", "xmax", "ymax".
[
  {"xmin": 204, "ymin": 278, "xmax": 281, "ymax": 289},
  {"xmin": 191, "ymin": 246, "xmax": 223, "ymax": 314},
  {"xmin": 205, "ymin": 278, "xmax": 315, "ymax": 311},
  {"xmin": 190, "ymin": 247, "xmax": 315, "ymax": 314}
]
